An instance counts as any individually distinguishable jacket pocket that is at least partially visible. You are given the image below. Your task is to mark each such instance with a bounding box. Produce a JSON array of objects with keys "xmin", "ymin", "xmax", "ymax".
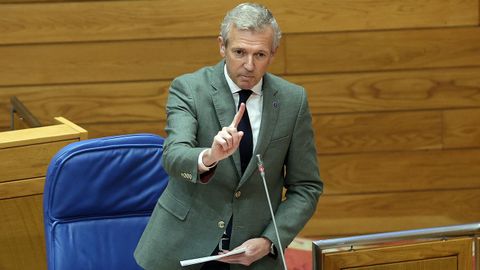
[
  {"xmin": 268, "ymin": 135, "xmax": 290, "ymax": 148},
  {"xmin": 157, "ymin": 190, "xmax": 190, "ymax": 221}
]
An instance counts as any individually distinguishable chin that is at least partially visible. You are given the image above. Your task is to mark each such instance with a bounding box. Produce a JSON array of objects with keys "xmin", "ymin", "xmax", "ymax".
[{"xmin": 239, "ymin": 81, "xmax": 256, "ymax": 89}]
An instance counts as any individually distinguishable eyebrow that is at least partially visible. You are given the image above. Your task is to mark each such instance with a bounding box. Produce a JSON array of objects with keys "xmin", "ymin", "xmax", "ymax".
[{"xmin": 230, "ymin": 47, "xmax": 269, "ymax": 54}]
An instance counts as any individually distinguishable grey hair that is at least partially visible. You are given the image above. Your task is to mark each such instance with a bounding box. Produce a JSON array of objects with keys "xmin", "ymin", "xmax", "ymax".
[{"xmin": 220, "ymin": 3, "xmax": 282, "ymax": 52}]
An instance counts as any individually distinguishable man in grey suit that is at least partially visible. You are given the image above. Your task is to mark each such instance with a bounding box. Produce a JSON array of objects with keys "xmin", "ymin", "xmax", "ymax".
[{"xmin": 134, "ymin": 3, "xmax": 323, "ymax": 269}]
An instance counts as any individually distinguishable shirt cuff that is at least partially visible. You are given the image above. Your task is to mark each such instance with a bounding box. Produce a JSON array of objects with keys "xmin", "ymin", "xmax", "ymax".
[{"xmin": 198, "ymin": 149, "xmax": 218, "ymax": 173}]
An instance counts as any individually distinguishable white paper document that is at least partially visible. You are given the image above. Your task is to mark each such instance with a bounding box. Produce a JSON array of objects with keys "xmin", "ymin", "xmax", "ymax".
[{"xmin": 180, "ymin": 247, "xmax": 247, "ymax": 267}]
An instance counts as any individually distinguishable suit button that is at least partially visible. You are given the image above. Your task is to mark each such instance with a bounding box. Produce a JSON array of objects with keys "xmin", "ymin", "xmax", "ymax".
[
  {"xmin": 234, "ymin": 191, "xmax": 241, "ymax": 198},
  {"xmin": 218, "ymin": 221, "xmax": 225, "ymax": 229}
]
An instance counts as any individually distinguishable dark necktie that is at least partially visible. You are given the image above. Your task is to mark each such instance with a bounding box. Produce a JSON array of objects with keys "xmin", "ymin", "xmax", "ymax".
[{"xmin": 237, "ymin": 89, "xmax": 253, "ymax": 174}]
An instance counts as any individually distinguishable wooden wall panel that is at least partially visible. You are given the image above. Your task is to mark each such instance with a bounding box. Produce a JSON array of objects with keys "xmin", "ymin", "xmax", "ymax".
[
  {"xmin": 443, "ymin": 109, "xmax": 480, "ymax": 149},
  {"xmin": 1, "ymin": 0, "xmax": 480, "ymax": 244},
  {"xmin": 0, "ymin": 81, "xmax": 170, "ymax": 126},
  {"xmin": 0, "ymin": 1, "xmax": 240, "ymax": 44},
  {"xmin": 315, "ymin": 111, "xmax": 442, "ymax": 154},
  {"xmin": 286, "ymin": 67, "xmax": 480, "ymax": 114},
  {"xmin": 82, "ymin": 121, "xmax": 167, "ymax": 139},
  {"xmin": 0, "ymin": 38, "xmax": 285, "ymax": 86},
  {"xmin": 1, "ymin": 0, "xmax": 476, "ymax": 45},
  {"xmin": 286, "ymin": 27, "xmax": 480, "ymax": 74},
  {"xmin": 0, "ymin": 39, "xmax": 213, "ymax": 86},
  {"xmin": 301, "ymin": 188, "xmax": 480, "ymax": 237},
  {"xmin": 319, "ymin": 149, "xmax": 480, "ymax": 195},
  {"xmin": 271, "ymin": 0, "xmax": 478, "ymax": 34}
]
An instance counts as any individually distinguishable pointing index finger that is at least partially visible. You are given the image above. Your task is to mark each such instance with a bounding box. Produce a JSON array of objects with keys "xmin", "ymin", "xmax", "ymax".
[{"xmin": 230, "ymin": 103, "xmax": 245, "ymax": 128}]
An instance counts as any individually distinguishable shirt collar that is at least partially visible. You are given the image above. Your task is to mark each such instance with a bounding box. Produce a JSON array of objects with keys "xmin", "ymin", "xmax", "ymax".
[{"xmin": 224, "ymin": 64, "xmax": 263, "ymax": 96}]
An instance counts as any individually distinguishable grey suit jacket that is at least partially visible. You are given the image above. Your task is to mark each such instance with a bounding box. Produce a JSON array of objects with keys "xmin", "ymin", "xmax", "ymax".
[{"xmin": 134, "ymin": 60, "xmax": 323, "ymax": 270}]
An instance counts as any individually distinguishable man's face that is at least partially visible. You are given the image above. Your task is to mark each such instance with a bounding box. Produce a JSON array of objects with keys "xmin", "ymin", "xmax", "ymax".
[{"xmin": 219, "ymin": 25, "xmax": 276, "ymax": 90}]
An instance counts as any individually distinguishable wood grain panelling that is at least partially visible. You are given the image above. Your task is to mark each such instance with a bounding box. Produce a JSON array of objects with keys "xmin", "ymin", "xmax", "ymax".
[
  {"xmin": 272, "ymin": 0, "xmax": 478, "ymax": 34},
  {"xmin": 0, "ymin": 195, "xmax": 46, "ymax": 270},
  {"xmin": 286, "ymin": 27, "xmax": 480, "ymax": 74},
  {"xmin": 0, "ymin": 81, "xmax": 170, "ymax": 126},
  {"xmin": 0, "ymin": 39, "xmax": 214, "ymax": 86},
  {"xmin": 1, "ymin": 0, "xmax": 480, "ymax": 246},
  {"xmin": 443, "ymin": 108, "xmax": 480, "ymax": 149},
  {"xmin": 0, "ymin": 38, "xmax": 285, "ymax": 86},
  {"xmin": 0, "ymin": 0, "xmax": 240, "ymax": 45},
  {"xmin": 319, "ymin": 149, "xmax": 480, "ymax": 195},
  {"xmin": 346, "ymin": 257, "xmax": 457, "ymax": 270},
  {"xmin": 315, "ymin": 111, "xmax": 442, "ymax": 154},
  {"xmin": 0, "ymin": 177, "xmax": 44, "ymax": 200},
  {"xmin": 301, "ymin": 188, "xmax": 480, "ymax": 237},
  {"xmin": 0, "ymin": 140, "xmax": 74, "ymax": 183},
  {"xmin": 325, "ymin": 238, "xmax": 472, "ymax": 270},
  {"xmin": 286, "ymin": 67, "xmax": 480, "ymax": 114},
  {"xmin": 3, "ymin": 67, "xmax": 479, "ymax": 135},
  {"xmin": 83, "ymin": 121, "xmax": 167, "ymax": 139},
  {"xmin": 1, "ymin": 0, "xmax": 477, "ymax": 45}
]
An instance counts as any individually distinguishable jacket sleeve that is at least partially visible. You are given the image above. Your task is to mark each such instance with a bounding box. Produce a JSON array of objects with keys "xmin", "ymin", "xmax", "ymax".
[{"xmin": 161, "ymin": 77, "xmax": 209, "ymax": 184}]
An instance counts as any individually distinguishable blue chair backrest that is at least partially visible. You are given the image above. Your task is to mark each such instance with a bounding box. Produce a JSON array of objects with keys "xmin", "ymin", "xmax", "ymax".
[{"xmin": 43, "ymin": 133, "xmax": 168, "ymax": 270}]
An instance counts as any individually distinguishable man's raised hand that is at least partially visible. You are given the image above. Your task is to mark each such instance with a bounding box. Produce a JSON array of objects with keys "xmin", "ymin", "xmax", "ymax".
[{"xmin": 202, "ymin": 103, "xmax": 246, "ymax": 166}]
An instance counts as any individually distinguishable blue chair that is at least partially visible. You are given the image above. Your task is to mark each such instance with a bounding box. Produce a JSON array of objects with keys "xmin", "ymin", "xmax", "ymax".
[{"xmin": 43, "ymin": 133, "xmax": 168, "ymax": 270}]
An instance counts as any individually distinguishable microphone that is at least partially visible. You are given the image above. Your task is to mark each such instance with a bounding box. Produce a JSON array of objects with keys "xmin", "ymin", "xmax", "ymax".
[{"xmin": 256, "ymin": 154, "xmax": 288, "ymax": 270}]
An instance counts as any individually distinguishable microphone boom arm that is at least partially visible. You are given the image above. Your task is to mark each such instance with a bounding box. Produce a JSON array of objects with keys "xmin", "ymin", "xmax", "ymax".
[{"xmin": 256, "ymin": 154, "xmax": 288, "ymax": 270}]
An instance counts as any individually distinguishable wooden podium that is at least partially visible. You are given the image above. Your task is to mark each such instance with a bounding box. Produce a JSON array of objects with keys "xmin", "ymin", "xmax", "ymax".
[
  {"xmin": 313, "ymin": 223, "xmax": 480, "ymax": 270},
  {"xmin": 0, "ymin": 116, "xmax": 87, "ymax": 270}
]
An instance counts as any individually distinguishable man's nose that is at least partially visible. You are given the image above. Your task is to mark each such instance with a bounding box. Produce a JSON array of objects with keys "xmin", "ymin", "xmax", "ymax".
[{"xmin": 244, "ymin": 55, "xmax": 254, "ymax": 71}]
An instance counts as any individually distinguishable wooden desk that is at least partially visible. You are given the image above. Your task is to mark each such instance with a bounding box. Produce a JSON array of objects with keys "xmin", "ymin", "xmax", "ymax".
[
  {"xmin": 313, "ymin": 223, "xmax": 479, "ymax": 270},
  {"xmin": 0, "ymin": 117, "xmax": 87, "ymax": 270}
]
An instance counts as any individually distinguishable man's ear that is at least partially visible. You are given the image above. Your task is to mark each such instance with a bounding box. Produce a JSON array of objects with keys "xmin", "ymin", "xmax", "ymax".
[
  {"xmin": 218, "ymin": 36, "xmax": 226, "ymax": 57},
  {"xmin": 271, "ymin": 48, "xmax": 277, "ymax": 58},
  {"xmin": 268, "ymin": 48, "xmax": 277, "ymax": 64}
]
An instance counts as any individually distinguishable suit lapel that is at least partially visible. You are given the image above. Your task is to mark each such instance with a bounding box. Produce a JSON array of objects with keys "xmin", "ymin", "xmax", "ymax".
[
  {"xmin": 239, "ymin": 74, "xmax": 280, "ymax": 187},
  {"xmin": 210, "ymin": 61, "xmax": 242, "ymax": 177}
]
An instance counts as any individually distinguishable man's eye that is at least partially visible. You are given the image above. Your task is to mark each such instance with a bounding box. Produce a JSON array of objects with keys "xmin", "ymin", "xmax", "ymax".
[
  {"xmin": 254, "ymin": 52, "xmax": 269, "ymax": 61},
  {"xmin": 233, "ymin": 50, "xmax": 244, "ymax": 56}
]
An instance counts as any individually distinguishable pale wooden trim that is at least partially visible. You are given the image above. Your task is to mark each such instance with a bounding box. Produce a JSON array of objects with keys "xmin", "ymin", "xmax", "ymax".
[
  {"xmin": 0, "ymin": 117, "xmax": 87, "ymax": 149},
  {"xmin": 0, "ymin": 124, "xmax": 82, "ymax": 149},
  {"xmin": 54, "ymin": 117, "xmax": 88, "ymax": 140}
]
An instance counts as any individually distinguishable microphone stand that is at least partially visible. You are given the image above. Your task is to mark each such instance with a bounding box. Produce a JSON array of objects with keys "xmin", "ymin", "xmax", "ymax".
[{"xmin": 256, "ymin": 154, "xmax": 288, "ymax": 270}]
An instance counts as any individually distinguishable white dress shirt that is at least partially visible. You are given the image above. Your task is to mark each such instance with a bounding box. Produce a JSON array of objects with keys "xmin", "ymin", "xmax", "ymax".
[{"xmin": 197, "ymin": 65, "xmax": 263, "ymax": 172}]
